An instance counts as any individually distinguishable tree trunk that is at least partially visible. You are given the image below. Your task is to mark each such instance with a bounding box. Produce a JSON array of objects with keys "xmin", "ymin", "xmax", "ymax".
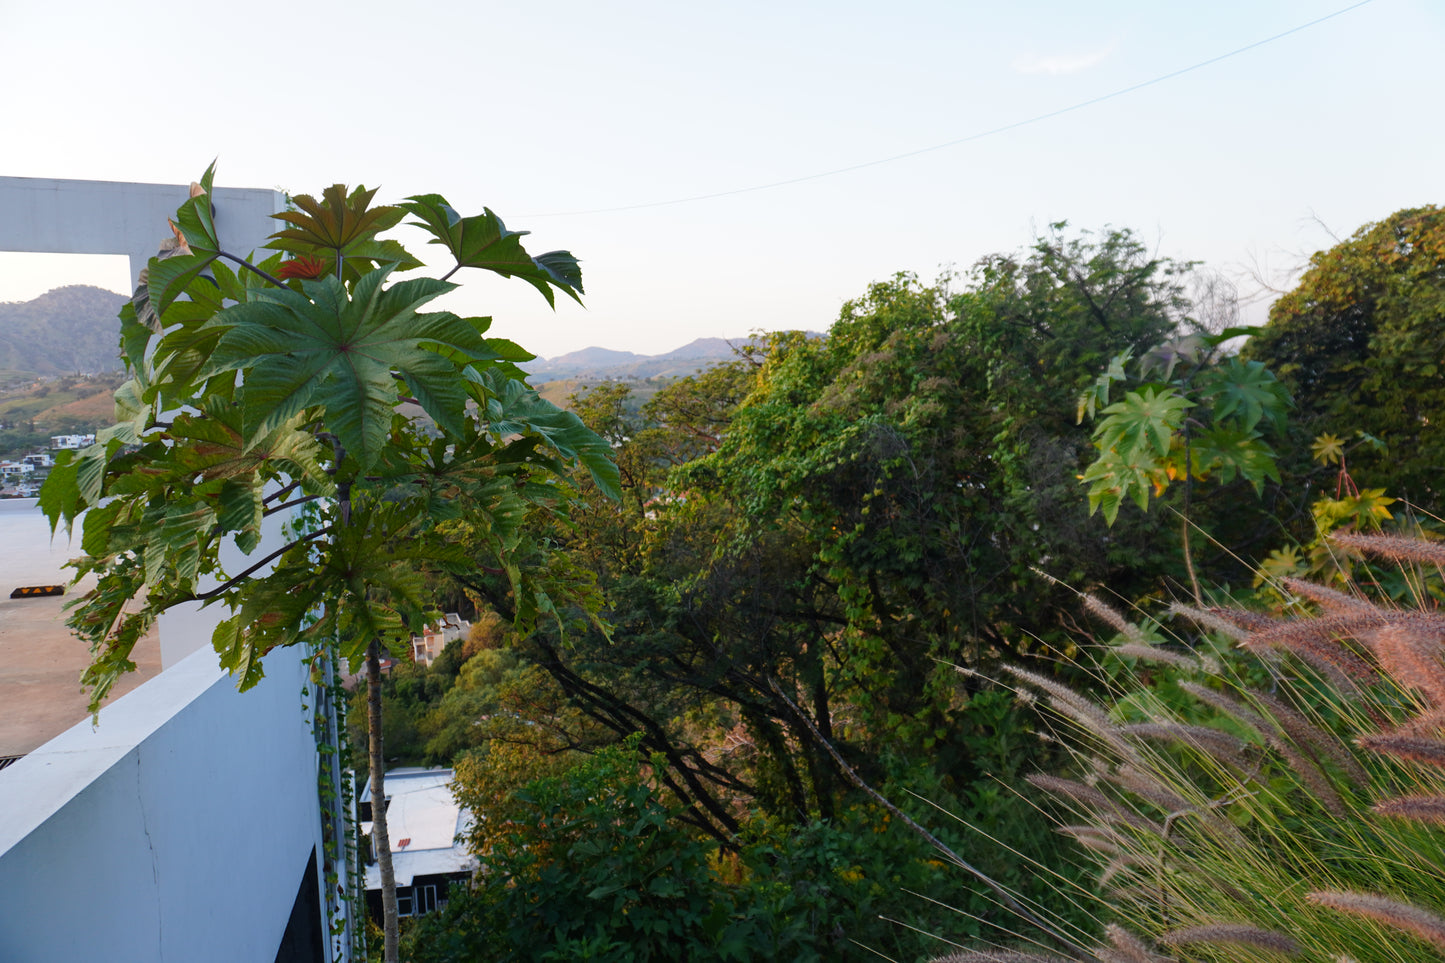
[{"xmin": 367, "ymin": 640, "xmax": 399, "ymax": 963}]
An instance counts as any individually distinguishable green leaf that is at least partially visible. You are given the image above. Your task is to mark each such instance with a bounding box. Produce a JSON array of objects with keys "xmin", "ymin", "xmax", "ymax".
[
  {"xmin": 401, "ymin": 194, "xmax": 583, "ymax": 306},
  {"xmin": 146, "ymin": 251, "xmax": 220, "ymax": 319},
  {"xmin": 1093, "ymin": 387, "xmax": 1193, "ymax": 463},
  {"xmin": 1077, "ymin": 349, "xmax": 1131, "ymax": 423},
  {"xmin": 1202, "ymin": 324, "xmax": 1264, "ymax": 346},
  {"xmin": 1191, "ymin": 426, "xmax": 1281, "ymax": 492},
  {"xmin": 478, "ymin": 371, "xmax": 622, "ymax": 499},
  {"xmin": 38, "ymin": 448, "xmax": 82, "ymax": 532},
  {"xmin": 212, "ymin": 615, "xmax": 266, "ymax": 691},
  {"xmin": 1197, "ymin": 357, "xmax": 1291, "ymax": 432},
  {"xmin": 201, "ymin": 268, "xmax": 487, "ymax": 467},
  {"xmin": 173, "ymin": 167, "xmax": 220, "ymax": 257},
  {"xmin": 1081, "ymin": 454, "xmax": 1162, "ymax": 524},
  {"xmin": 483, "ymin": 337, "xmax": 536, "ymax": 362},
  {"xmin": 215, "ymin": 478, "xmax": 263, "ymax": 535}
]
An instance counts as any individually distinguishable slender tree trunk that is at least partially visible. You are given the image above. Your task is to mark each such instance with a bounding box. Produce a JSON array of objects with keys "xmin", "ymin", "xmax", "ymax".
[{"xmin": 367, "ymin": 640, "xmax": 399, "ymax": 963}]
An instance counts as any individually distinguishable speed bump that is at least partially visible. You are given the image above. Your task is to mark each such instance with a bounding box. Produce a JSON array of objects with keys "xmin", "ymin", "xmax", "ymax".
[{"xmin": 9, "ymin": 585, "xmax": 64, "ymax": 598}]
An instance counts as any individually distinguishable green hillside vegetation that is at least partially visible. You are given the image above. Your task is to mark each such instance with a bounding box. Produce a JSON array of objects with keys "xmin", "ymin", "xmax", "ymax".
[
  {"xmin": 536, "ymin": 375, "xmax": 674, "ymax": 414},
  {"xmin": 0, "ymin": 285, "xmax": 127, "ymax": 380},
  {"xmin": 0, "ymin": 373, "xmax": 124, "ymax": 458},
  {"xmin": 53, "ymin": 186, "xmax": 1445, "ymax": 962},
  {"xmin": 389, "ymin": 211, "xmax": 1445, "ymax": 962}
]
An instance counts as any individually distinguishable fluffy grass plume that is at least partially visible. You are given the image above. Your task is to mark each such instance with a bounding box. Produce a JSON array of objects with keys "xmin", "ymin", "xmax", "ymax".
[
  {"xmin": 1306, "ymin": 891, "xmax": 1445, "ymax": 953},
  {"xmin": 1006, "ymin": 539, "xmax": 1445, "ymax": 963}
]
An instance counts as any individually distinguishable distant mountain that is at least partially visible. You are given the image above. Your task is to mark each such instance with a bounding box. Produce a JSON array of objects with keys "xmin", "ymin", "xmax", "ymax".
[
  {"xmin": 540, "ymin": 346, "xmax": 648, "ymax": 368},
  {"xmin": 0, "ymin": 286, "xmax": 127, "ymax": 377},
  {"xmin": 525, "ymin": 335, "xmax": 807, "ymax": 383}
]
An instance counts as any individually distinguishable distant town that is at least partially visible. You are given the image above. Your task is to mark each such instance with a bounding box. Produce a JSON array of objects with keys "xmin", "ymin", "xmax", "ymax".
[{"xmin": 0, "ymin": 433, "xmax": 92, "ymax": 497}]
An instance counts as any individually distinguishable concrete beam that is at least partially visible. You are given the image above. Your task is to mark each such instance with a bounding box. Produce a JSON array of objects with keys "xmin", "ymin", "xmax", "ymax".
[{"xmin": 0, "ymin": 176, "xmax": 284, "ymax": 289}]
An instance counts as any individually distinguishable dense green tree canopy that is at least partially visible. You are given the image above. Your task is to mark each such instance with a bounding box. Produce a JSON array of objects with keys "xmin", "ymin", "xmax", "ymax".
[{"xmin": 1245, "ymin": 206, "xmax": 1445, "ymax": 504}]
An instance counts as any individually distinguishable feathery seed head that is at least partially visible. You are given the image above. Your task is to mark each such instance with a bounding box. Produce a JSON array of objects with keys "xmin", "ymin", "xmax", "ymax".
[
  {"xmin": 1356, "ymin": 733, "xmax": 1445, "ymax": 767},
  {"xmin": 1330, "ymin": 533, "xmax": 1445, "ymax": 568},
  {"xmin": 1160, "ymin": 923, "xmax": 1300, "ymax": 956},
  {"xmin": 1168, "ymin": 603, "xmax": 1260, "ymax": 641},
  {"xmin": 1372, "ymin": 795, "xmax": 1445, "ymax": 825},
  {"xmin": 1084, "ymin": 594, "xmax": 1149, "ymax": 646},
  {"xmin": 929, "ymin": 951, "xmax": 1072, "ymax": 963},
  {"xmin": 1372, "ymin": 624, "xmax": 1445, "ymax": 707},
  {"xmin": 1099, "ymin": 925, "xmax": 1170, "ymax": 963},
  {"xmin": 1114, "ymin": 643, "xmax": 1200, "ymax": 671},
  {"xmin": 1279, "ymin": 576, "xmax": 1379, "ymax": 615},
  {"xmin": 1307, "ymin": 890, "xmax": 1445, "ymax": 951}
]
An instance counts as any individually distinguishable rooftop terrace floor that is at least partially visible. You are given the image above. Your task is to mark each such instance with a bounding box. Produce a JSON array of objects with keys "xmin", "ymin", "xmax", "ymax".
[{"xmin": 0, "ymin": 498, "xmax": 161, "ymax": 757}]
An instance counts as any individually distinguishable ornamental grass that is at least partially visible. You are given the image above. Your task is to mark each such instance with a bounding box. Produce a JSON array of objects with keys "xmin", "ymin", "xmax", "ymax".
[{"xmin": 939, "ymin": 534, "xmax": 1445, "ymax": 963}]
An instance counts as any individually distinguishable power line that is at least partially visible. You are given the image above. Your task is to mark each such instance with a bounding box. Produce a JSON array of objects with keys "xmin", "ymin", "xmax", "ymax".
[{"xmin": 525, "ymin": 0, "xmax": 1375, "ymax": 218}]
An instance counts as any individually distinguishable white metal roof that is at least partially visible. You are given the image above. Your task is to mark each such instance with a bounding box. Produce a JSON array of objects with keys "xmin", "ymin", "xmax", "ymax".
[{"xmin": 360, "ymin": 768, "xmax": 477, "ymax": 890}]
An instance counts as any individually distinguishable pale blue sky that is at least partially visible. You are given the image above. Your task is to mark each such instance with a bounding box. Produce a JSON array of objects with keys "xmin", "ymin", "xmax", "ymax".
[{"xmin": 1, "ymin": 0, "xmax": 1439, "ymax": 359}]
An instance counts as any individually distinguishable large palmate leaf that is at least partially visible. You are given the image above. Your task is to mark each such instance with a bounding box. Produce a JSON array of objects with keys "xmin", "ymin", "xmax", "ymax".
[
  {"xmin": 267, "ymin": 183, "xmax": 420, "ymax": 281},
  {"xmin": 1081, "ymin": 454, "xmax": 1166, "ymax": 525},
  {"xmin": 1092, "ymin": 387, "xmax": 1193, "ymax": 463},
  {"xmin": 475, "ymin": 369, "xmax": 622, "ymax": 499},
  {"xmin": 201, "ymin": 267, "xmax": 489, "ymax": 467},
  {"xmin": 1196, "ymin": 357, "xmax": 1292, "ymax": 432},
  {"xmin": 402, "ymin": 194, "xmax": 583, "ymax": 306},
  {"xmin": 1189, "ymin": 425, "xmax": 1282, "ymax": 493}
]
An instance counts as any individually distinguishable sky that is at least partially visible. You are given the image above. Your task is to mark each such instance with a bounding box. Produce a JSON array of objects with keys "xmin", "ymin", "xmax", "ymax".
[{"xmin": 0, "ymin": 0, "xmax": 1440, "ymax": 360}]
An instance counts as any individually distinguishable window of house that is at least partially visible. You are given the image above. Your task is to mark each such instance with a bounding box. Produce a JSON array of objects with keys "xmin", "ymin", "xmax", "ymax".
[{"xmin": 417, "ymin": 884, "xmax": 437, "ymax": 915}]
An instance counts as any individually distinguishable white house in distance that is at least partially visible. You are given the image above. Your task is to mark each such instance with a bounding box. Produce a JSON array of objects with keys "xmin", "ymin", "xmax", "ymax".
[
  {"xmin": 50, "ymin": 433, "xmax": 96, "ymax": 450},
  {"xmin": 360, "ymin": 768, "xmax": 477, "ymax": 922},
  {"xmin": 411, "ymin": 612, "xmax": 471, "ymax": 667}
]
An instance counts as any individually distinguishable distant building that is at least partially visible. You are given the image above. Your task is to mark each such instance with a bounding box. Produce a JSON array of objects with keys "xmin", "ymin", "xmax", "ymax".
[
  {"xmin": 360, "ymin": 768, "xmax": 477, "ymax": 921},
  {"xmin": 410, "ymin": 613, "xmax": 470, "ymax": 667},
  {"xmin": 21, "ymin": 452, "xmax": 52, "ymax": 469},
  {"xmin": 50, "ymin": 433, "xmax": 96, "ymax": 450}
]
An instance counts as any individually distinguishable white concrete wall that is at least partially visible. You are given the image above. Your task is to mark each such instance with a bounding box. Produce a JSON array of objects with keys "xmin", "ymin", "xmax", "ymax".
[
  {"xmin": 0, "ymin": 175, "xmax": 284, "ymax": 289},
  {"xmin": 0, "ymin": 644, "xmax": 330, "ymax": 962}
]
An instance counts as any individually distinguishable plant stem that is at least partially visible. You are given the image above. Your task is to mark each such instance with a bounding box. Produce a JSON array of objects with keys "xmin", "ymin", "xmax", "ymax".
[
  {"xmin": 262, "ymin": 495, "xmax": 324, "ymax": 518},
  {"xmin": 1182, "ymin": 425, "xmax": 1202, "ymax": 605},
  {"xmin": 190, "ymin": 525, "xmax": 334, "ymax": 601},
  {"xmin": 217, "ymin": 250, "xmax": 289, "ymax": 289}
]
